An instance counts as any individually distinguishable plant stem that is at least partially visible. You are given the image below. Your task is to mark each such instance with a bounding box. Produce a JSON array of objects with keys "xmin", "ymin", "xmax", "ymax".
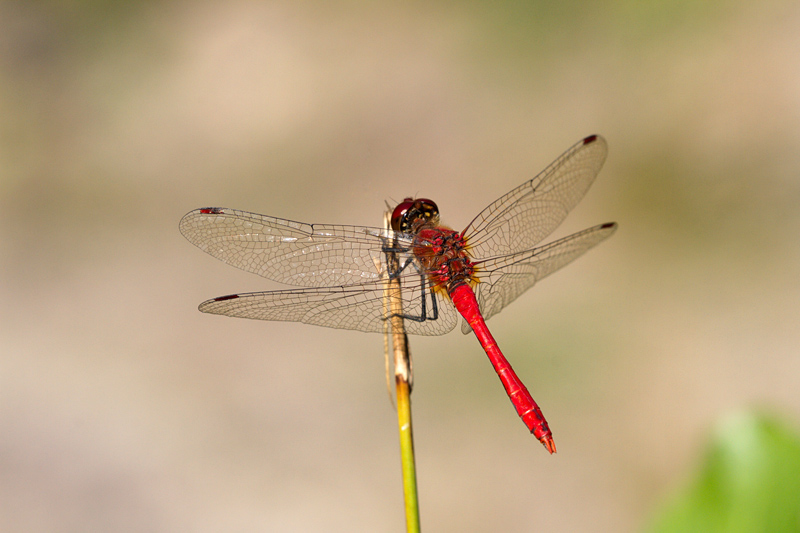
[
  {"xmin": 395, "ymin": 369, "xmax": 420, "ymax": 532},
  {"xmin": 382, "ymin": 215, "xmax": 421, "ymax": 533}
]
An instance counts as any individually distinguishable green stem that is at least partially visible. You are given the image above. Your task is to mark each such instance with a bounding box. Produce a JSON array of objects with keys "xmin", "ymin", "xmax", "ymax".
[{"xmin": 396, "ymin": 370, "xmax": 420, "ymax": 532}]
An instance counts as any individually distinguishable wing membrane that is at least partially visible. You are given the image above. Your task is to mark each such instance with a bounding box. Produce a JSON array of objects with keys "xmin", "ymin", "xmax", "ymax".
[
  {"xmin": 464, "ymin": 135, "xmax": 608, "ymax": 260},
  {"xmin": 199, "ymin": 278, "xmax": 460, "ymax": 336},
  {"xmin": 180, "ymin": 208, "xmax": 413, "ymax": 287},
  {"xmin": 464, "ymin": 222, "xmax": 617, "ymax": 333}
]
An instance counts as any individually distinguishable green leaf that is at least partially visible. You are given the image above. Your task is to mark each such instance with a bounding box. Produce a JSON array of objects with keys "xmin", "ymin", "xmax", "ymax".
[{"xmin": 649, "ymin": 411, "xmax": 800, "ymax": 533}]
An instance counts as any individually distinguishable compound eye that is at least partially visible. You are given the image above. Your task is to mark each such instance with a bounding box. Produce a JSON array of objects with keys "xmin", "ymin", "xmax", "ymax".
[
  {"xmin": 390, "ymin": 198, "xmax": 439, "ymax": 233},
  {"xmin": 390, "ymin": 198, "xmax": 416, "ymax": 232},
  {"xmin": 415, "ymin": 199, "xmax": 439, "ymax": 221}
]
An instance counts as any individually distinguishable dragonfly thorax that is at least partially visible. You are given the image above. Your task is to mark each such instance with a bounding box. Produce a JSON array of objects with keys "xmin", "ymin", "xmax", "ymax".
[{"xmin": 413, "ymin": 227, "xmax": 476, "ymax": 294}]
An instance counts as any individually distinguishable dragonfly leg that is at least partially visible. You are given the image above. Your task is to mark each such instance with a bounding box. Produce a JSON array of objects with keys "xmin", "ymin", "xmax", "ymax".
[
  {"xmin": 385, "ymin": 255, "xmax": 415, "ymax": 280},
  {"xmin": 385, "ymin": 274, "xmax": 439, "ymax": 324},
  {"xmin": 380, "ymin": 242, "xmax": 440, "ymax": 324}
]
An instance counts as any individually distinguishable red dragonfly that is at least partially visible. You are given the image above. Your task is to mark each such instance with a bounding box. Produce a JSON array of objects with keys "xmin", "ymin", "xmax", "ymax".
[{"xmin": 180, "ymin": 134, "xmax": 616, "ymax": 453}]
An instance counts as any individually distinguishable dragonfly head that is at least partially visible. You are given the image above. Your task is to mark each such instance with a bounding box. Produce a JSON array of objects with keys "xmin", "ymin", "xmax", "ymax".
[{"xmin": 391, "ymin": 198, "xmax": 440, "ymax": 233}]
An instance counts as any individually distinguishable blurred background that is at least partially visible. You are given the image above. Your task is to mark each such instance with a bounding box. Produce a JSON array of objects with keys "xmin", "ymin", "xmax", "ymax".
[{"xmin": 2, "ymin": 1, "xmax": 799, "ymax": 531}]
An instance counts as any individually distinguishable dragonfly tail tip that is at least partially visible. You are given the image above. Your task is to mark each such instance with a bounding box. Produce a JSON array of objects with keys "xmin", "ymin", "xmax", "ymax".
[{"xmin": 541, "ymin": 437, "xmax": 557, "ymax": 454}]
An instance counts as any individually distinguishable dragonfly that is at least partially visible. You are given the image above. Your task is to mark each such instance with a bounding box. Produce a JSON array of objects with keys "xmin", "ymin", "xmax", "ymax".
[{"xmin": 180, "ymin": 134, "xmax": 617, "ymax": 454}]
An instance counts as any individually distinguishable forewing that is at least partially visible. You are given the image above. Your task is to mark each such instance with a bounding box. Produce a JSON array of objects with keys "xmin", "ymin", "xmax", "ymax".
[
  {"xmin": 180, "ymin": 208, "xmax": 412, "ymax": 287},
  {"xmin": 199, "ymin": 279, "xmax": 460, "ymax": 336},
  {"xmin": 463, "ymin": 222, "xmax": 617, "ymax": 333},
  {"xmin": 463, "ymin": 135, "xmax": 608, "ymax": 260}
]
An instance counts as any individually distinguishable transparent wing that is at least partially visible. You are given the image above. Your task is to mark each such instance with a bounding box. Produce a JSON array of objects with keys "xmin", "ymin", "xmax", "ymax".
[
  {"xmin": 463, "ymin": 222, "xmax": 617, "ymax": 333},
  {"xmin": 199, "ymin": 278, "xmax": 460, "ymax": 336},
  {"xmin": 463, "ymin": 135, "xmax": 608, "ymax": 260},
  {"xmin": 179, "ymin": 207, "xmax": 414, "ymax": 287}
]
